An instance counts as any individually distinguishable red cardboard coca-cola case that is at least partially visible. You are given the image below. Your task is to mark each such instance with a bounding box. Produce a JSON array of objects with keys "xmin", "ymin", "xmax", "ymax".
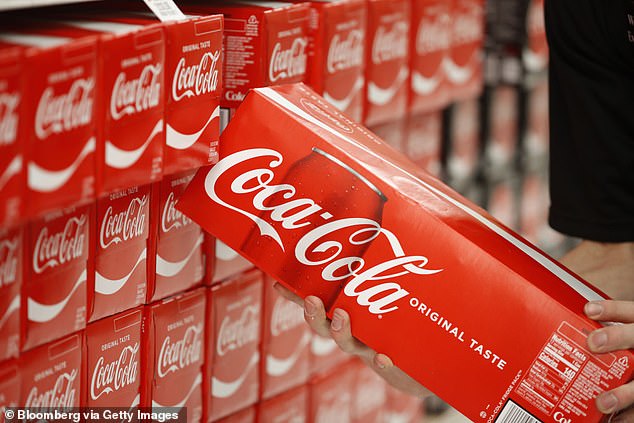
[
  {"xmin": 298, "ymin": 0, "xmax": 366, "ymax": 122},
  {"xmin": 368, "ymin": 118, "xmax": 406, "ymax": 153},
  {"xmin": 404, "ymin": 111, "xmax": 442, "ymax": 176},
  {"xmin": 350, "ymin": 359, "xmax": 386, "ymax": 423},
  {"xmin": 23, "ymin": 204, "xmax": 90, "ymax": 351},
  {"xmin": 91, "ymin": 185, "xmax": 150, "ymax": 322},
  {"xmin": 209, "ymin": 237, "xmax": 254, "ymax": 285},
  {"xmin": 142, "ymin": 287, "xmax": 206, "ymax": 422},
  {"xmin": 206, "ymin": 269, "xmax": 262, "ymax": 422},
  {"xmin": 364, "ymin": 0, "xmax": 410, "ymax": 126},
  {"xmin": 0, "ymin": 225, "xmax": 21, "ymax": 361},
  {"xmin": 523, "ymin": 0, "xmax": 547, "ymax": 73},
  {"xmin": 261, "ymin": 275, "xmax": 311, "ymax": 399},
  {"xmin": 0, "ymin": 45, "xmax": 26, "ymax": 227},
  {"xmin": 148, "ymin": 169, "xmax": 204, "ymax": 303},
  {"xmin": 258, "ymin": 385, "xmax": 308, "ymax": 423},
  {"xmin": 0, "ymin": 27, "xmax": 98, "ymax": 217},
  {"xmin": 183, "ymin": 2, "xmax": 310, "ymax": 110},
  {"xmin": 215, "ymin": 407, "xmax": 255, "ymax": 423},
  {"xmin": 56, "ymin": 17, "xmax": 165, "ymax": 194},
  {"xmin": 84, "ymin": 307, "xmax": 142, "ymax": 408},
  {"xmin": 445, "ymin": 0, "xmax": 485, "ymax": 101},
  {"xmin": 409, "ymin": 0, "xmax": 451, "ymax": 115},
  {"xmin": 0, "ymin": 359, "xmax": 19, "ymax": 421},
  {"xmin": 309, "ymin": 363, "xmax": 354, "ymax": 423},
  {"xmin": 310, "ymin": 334, "xmax": 349, "ymax": 376},
  {"xmin": 178, "ymin": 83, "xmax": 634, "ymax": 423},
  {"xmin": 19, "ymin": 333, "xmax": 82, "ymax": 410},
  {"xmin": 383, "ymin": 384, "xmax": 423, "ymax": 423}
]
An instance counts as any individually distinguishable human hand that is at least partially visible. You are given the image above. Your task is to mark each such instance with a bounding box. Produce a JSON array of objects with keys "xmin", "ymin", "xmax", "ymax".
[
  {"xmin": 273, "ymin": 282, "xmax": 430, "ymax": 398},
  {"xmin": 584, "ymin": 300, "xmax": 634, "ymax": 420}
]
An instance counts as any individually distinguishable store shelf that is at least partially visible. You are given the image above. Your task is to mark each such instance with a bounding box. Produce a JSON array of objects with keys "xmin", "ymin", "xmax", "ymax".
[{"xmin": 0, "ymin": 0, "xmax": 99, "ymax": 12}]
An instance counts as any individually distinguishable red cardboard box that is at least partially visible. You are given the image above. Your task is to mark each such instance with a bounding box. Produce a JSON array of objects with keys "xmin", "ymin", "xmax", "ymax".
[
  {"xmin": 350, "ymin": 360, "xmax": 386, "ymax": 423},
  {"xmin": 364, "ymin": 0, "xmax": 410, "ymax": 126},
  {"xmin": 84, "ymin": 307, "xmax": 142, "ymax": 408},
  {"xmin": 309, "ymin": 363, "xmax": 354, "ymax": 423},
  {"xmin": 209, "ymin": 237, "xmax": 254, "ymax": 285},
  {"xmin": 384, "ymin": 384, "xmax": 423, "ymax": 423},
  {"xmin": 445, "ymin": 0, "xmax": 485, "ymax": 101},
  {"xmin": 183, "ymin": 2, "xmax": 310, "ymax": 110},
  {"xmin": 142, "ymin": 288, "xmax": 206, "ymax": 422},
  {"xmin": 409, "ymin": 0, "xmax": 451, "ymax": 115},
  {"xmin": 404, "ymin": 111, "xmax": 442, "ymax": 176},
  {"xmin": 23, "ymin": 204, "xmax": 91, "ymax": 351},
  {"xmin": 261, "ymin": 275, "xmax": 311, "ymax": 399},
  {"xmin": 258, "ymin": 385, "xmax": 308, "ymax": 423},
  {"xmin": 310, "ymin": 334, "xmax": 349, "ymax": 377},
  {"xmin": 368, "ymin": 118, "xmax": 406, "ymax": 153},
  {"xmin": 20, "ymin": 333, "xmax": 82, "ymax": 409},
  {"xmin": 301, "ymin": 0, "xmax": 366, "ymax": 122},
  {"xmin": 91, "ymin": 184, "xmax": 150, "ymax": 322},
  {"xmin": 0, "ymin": 44, "xmax": 26, "ymax": 227},
  {"xmin": 0, "ymin": 359, "xmax": 19, "ymax": 420},
  {"xmin": 206, "ymin": 270, "xmax": 262, "ymax": 422},
  {"xmin": 148, "ymin": 169, "xmax": 204, "ymax": 303},
  {"xmin": 215, "ymin": 407, "xmax": 256, "ymax": 423},
  {"xmin": 0, "ymin": 27, "xmax": 97, "ymax": 216},
  {"xmin": 179, "ymin": 83, "xmax": 634, "ymax": 422},
  {"xmin": 0, "ymin": 225, "xmax": 21, "ymax": 361}
]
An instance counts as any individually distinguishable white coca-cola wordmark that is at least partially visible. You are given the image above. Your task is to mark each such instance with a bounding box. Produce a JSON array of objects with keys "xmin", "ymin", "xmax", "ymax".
[
  {"xmin": 416, "ymin": 13, "xmax": 450, "ymax": 55},
  {"xmin": 0, "ymin": 237, "xmax": 18, "ymax": 287},
  {"xmin": 157, "ymin": 324, "xmax": 203, "ymax": 378},
  {"xmin": 172, "ymin": 51, "xmax": 220, "ymax": 102},
  {"xmin": 204, "ymin": 149, "xmax": 442, "ymax": 315},
  {"xmin": 269, "ymin": 38, "xmax": 308, "ymax": 83},
  {"xmin": 216, "ymin": 304, "xmax": 260, "ymax": 356},
  {"xmin": 372, "ymin": 22, "xmax": 408, "ymax": 65},
  {"xmin": 452, "ymin": 6, "xmax": 481, "ymax": 45},
  {"xmin": 35, "ymin": 78, "xmax": 94, "ymax": 140},
  {"xmin": 0, "ymin": 92, "xmax": 20, "ymax": 145},
  {"xmin": 33, "ymin": 215, "xmax": 87, "ymax": 274},
  {"xmin": 162, "ymin": 192, "xmax": 193, "ymax": 234},
  {"xmin": 90, "ymin": 343, "xmax": 139, "ymax": 400},
  {"xmin": 110, "ymin": 64, "xmax": 162, "ymax": 121},
  {"xmin": 270, "ymin": 296, "xmax": 304, "ymax": 337},
  {"xmin": 25, "ymin": 370, "xmax": 77, "ymax": 410},
  {"xmin": 100, "ymin": 196, "xmax": 148, "ymax": 249},
  {"xmin": 327, "ymin": 30, "xmax": 363, "ymax": 74}
]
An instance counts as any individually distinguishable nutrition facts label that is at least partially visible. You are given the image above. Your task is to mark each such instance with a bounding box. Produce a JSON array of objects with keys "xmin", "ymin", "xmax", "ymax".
[{"xmin": 515, "ymin": 322, "xmax": 629, "ymax": 419}]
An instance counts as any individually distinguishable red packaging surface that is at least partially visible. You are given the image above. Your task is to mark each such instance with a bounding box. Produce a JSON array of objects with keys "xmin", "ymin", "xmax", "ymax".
[
  {"xmin": 162, "ymin": 15, "xmax": 223, "ymax": 175},
  {"xmin": 383, "ymin": 384, "xmax": 423, "ymax": 423},
  {"xmin": 0, "ymin": 359, "xmax": 19, "ymax": 422},
  {"xmin": 301, "ymin": 0, "xmax": 366, "ymax": 122},
  {"xmin": 261, "ymin": 276, "xmax": 311, "ymax": 399},
  {"xmin": 84, "ymin": 307, "xmax": 142, "ymax": 408},
  {"xmin": 409, "ymin": 0, "xmax": 451, "ymax": 115},
  {"xmin": 523, "ymin": 0, "xmax": 547, "ymax": 73},
  {"xmin": 215, "ymin": 407, "xmax": 256, "ymax": 423},
  {"xmin": 20, "ymin": 333, "xmax": 82, "ymax": 409},
  {"xmin": 148, "ymin": 169, "xmax": 204, "ymax": 303},
  {"xmin": 23, "ymin": 204, "xmax": 90, "ymax": 351},
  {"xmin": 486, "ymin": 85, "xmax": 518, "ymax": 173},
  {"xmin": 183, "ymin": 2, "xmax": 310, "ymax": 110},
  {"xmin": 310, "ymin": 334, "xmax": 349, "ymax": 377},
  {"xmin": 368, "ymin": 119, "xmax": 406, "ymax": 153},
  {"xmin": 59, "ymin": 18, "xmax": 165, "ymax": 194},
  {"xmin": 404, "ymin": 111, "xmax": 442, "ymax": 176},
  {"xmin": 179, "ymin": 83, "xmax": 634, "ymax": 422},
  {"xmin": 0, "ymin": 45, "xmax": 25, "ymax": 227},
  {"xmin": 309, "ymin": 363, "xmax": 354, "ymax": 423},
  {"xmin": 364, "ymin": 0, "xmax": 410, "ymax": 126},
  {"xmin": 0, "ymin": 29, "xmax": 97, "ymax": 216},
  {"xmin": 445, "ymin": 0, "xmax": 485, "ymax": 101},
  {"xmin": 210, "ymin": 237, "xmax": 254, "ymax": 285},
  {"xmin": 91, "ymin": 185, "xmax": 150, "ymax": 322},
  {"xmin": 142, "ymin": 288, "xmax": 206, "ymax": 422},
  {"xmin": 0, "ymin": 225, "xmax": 21, "ymax": 361},
  {"xmin": 206, "ymin": 270, "xmax": 262, "ymax": 422},
  {"xmin": 350, "ymin": 360, "xmax": 386, "ymax": 423},
  {"xmin": 258, "ymin": 385, "xmax": 308, "ymax": 423}
]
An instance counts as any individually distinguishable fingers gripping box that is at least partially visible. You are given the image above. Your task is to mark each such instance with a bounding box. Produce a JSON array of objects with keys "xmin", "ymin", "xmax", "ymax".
[
  {"xmin": 178, "ymin": 83, "xmax": 634, "ymax": 423},
  {"xmin": 206, "ymin": 270, "xmax": 262, "ymax": 422},
  {"xmin": 23, "ymin": 204, "xmax": 91, "ymax": 351},
  {"xmin": 0, "ymin": 225, "xmax": 22, "ymax": 361},
  {"xmin": 19, "ymin": 333, "xmax": 82, "ymax": 410},
  {"xmin": 91, "ymin": 185, "xmax": 150, "ymax": 322},
  {"xmin": 84, "ymin": 307, "xmax": 142, "ymax": 408},
  {"xmin": 141, "ymin": 288, "xmax": 206, "ymax": 422}
]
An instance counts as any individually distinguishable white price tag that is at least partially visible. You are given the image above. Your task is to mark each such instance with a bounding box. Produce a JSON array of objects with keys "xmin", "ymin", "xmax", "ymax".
[{"xmin": 143, "ymin": 0, "xmax": 187, "ymax": 22}]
